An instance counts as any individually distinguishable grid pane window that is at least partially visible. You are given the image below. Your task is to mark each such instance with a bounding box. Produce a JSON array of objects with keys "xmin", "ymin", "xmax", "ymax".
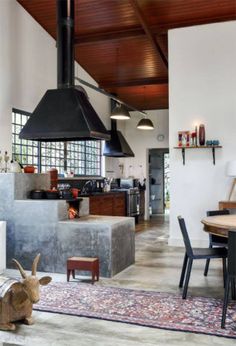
[
  {"xmin": 67, "ymin": 140, "xmax": 101, "ymax": 176},
  {"xmin": 12, "ymin": 110, "xmax": 39, "ymax": 171},
  {"xmin": 12, "ymin": 109, "xmax": 102, "ymax": 176},
  {"xmin": 41, "ymin": 142, "xmax": 65, "ymax": 175}
]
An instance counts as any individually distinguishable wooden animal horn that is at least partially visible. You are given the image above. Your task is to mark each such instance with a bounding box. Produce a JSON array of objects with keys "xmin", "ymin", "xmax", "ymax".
[
  {"xmin": 32, "ymin": 253, "xmax": 40, "ymax": 276},
  {"xmin": 12, "ymin": 259, "xmax": 27, "ymax": 279}
]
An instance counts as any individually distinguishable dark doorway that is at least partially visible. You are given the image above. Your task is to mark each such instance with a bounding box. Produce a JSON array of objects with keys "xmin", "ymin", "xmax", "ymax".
[{"xmin": 149, "ymin": 148, "xmax": 169, "ymax": 215}]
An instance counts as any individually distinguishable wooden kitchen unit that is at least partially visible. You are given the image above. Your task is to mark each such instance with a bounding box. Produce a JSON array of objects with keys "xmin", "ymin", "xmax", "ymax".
[
  {"xmin": 219, "ymin": 201, "xmax": 236, "ymax": 210},
  {"xmin": 89, "ymin": 192, "xmax": 126, "ymax": 217}
]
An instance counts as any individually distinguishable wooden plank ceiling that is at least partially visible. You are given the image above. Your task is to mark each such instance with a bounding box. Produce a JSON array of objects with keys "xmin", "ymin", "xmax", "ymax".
[{"xmin": 17, "ymin": 0, "xmax": 236, "ymax": 110}]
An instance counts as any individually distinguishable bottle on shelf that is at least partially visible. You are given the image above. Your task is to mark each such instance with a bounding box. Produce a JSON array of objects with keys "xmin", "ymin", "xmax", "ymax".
[{"xmin": 199, "ymin": 124, "xmax": 205, "ymax": 146}]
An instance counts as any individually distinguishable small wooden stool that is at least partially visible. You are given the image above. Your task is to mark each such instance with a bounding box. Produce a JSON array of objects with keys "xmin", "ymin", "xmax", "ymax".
[{"xmin": 67, "ymin": 257, "xmax": 99, "ymax": 284}]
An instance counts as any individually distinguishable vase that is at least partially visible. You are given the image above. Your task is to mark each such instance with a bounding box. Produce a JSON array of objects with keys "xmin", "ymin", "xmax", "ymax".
[{"xmin": 199, "ymin": 124, "xmax": 205, "ymax": 146}]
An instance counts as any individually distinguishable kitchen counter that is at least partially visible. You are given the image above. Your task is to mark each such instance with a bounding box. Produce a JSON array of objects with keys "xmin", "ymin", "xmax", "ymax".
[
  {"xmin": 87, "ymin": 192, "xmax": 127, "ymax": 217},
  {"xmin": 79, "ymin": 191, "xmax": 125, "ymax": 197},
  {"xmin": 0, "ymin": 174, "xmax": 134, "ymax": 277},
  {"xmin": 60, "ymin": 215, "xmax": 131, "ymax": 225}
]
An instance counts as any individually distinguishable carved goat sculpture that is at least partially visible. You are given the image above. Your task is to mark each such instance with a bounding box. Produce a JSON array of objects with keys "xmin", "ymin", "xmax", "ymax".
[{"xmin": 0, "ymin": 254, "xmax": 51, "ymax": 331}]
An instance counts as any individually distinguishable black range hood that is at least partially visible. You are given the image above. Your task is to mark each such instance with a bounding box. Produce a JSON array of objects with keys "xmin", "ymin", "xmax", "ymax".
[
  {"xmin": 103, "ymin": 100, "xmax": 135, "ymax": 157},
  {"xmin": 19, "ymin": 0, "xmax": 110, "ymax": 142}
]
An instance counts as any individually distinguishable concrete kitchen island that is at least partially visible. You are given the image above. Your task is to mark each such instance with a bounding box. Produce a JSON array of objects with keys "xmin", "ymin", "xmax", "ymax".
[
  {"xmin": 58, "ymin": 216, "xmax": 135, "ymax": 277},
  {"xmin": 0, "ymin": 173, "xmax": 135, "ymax": 277}
]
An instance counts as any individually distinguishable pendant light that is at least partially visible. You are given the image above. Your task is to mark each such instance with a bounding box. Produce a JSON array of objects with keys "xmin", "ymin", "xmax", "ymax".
[
  {"xmin": 137, "ymin": 116, "xmax": 154, "ymax": 130},
  {"xmin": 110, "ymin": 103, "xmax": 131, "ymax": 120},
  {"xmin": 137, "ymin": 86, "xmax": 154, "ymax": 130},
  {"xmin": 110, "ymin": 47, "xmax": 131, "ymax": 120}
]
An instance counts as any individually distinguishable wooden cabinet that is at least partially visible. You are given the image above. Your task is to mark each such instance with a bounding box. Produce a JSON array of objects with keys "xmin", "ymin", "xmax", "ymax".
[
  {"xmin": 219, "ymin": 201, "xmax": 236, "ymax": 210},
  {"xmin": 90, "ymin": 193, "xmax": 126, "ymax": 216},
  {"xmin": 113, "ymin": 193, "xmax": 126, "ymax": 216}
]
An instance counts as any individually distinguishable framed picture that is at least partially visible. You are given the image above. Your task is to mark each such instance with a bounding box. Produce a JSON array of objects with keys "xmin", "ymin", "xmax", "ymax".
[{"xmin": 178, "ymin": 131, "xmax": 190, "ymax": 147}]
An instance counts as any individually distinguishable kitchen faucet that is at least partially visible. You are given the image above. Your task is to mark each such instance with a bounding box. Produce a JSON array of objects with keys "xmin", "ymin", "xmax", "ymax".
[{"xmin": 81, "ymin": 180, "xmax": 93, "ymax": 194}]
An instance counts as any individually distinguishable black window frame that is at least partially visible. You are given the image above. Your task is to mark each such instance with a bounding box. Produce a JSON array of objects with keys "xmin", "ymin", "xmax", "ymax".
[{"xmin": 12, "ymin": 108, "xmax": 102, "ymax": 177}]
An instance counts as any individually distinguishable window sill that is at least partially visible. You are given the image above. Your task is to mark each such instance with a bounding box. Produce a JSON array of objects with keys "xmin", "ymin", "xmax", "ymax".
[{"xmin": 58, "ymin": 176, "xmax": 104, "ymax": 181}]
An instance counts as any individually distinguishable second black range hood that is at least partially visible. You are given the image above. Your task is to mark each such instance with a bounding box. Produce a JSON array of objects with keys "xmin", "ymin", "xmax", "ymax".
[
  {"xmin": 19, "ymin": 0, "xmax": 109, "ymax": 142},
  {"xmin": 103, "ymin": 118, "xmax": 135, "ymax": 158}
]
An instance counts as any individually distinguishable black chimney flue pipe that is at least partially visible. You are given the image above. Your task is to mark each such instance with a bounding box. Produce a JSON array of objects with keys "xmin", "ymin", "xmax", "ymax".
[
  {"xmin": 19, "ymin": 0, "xmax": 110, "ymax": 141},
  {"xmin": 111, "ymin": 98, "xmax": 118, "ymax": 131},
  {"xmin": 57, "ymin": 0, "xmax": 74, "ymax": 88}
]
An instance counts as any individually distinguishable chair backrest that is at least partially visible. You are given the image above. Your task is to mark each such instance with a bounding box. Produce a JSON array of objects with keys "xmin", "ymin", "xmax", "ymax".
[
  {"xmin": 206, "ymin": 210, "xmax": 229, "ymax": 244},
  {"xmin": 177, "ymin": 216, "xmax": 193, "ymax": 257},
  {"xmin": 206, "ymin": 210, "xmax": 230, "ymax": 217}
]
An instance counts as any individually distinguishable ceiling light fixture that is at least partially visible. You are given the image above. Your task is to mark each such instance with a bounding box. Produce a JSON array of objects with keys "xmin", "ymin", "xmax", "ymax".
[
  {"xmin": 110, "ymin": 103, "xmax": 131, "ymax": 120},
  {"xmin": 137, "ymin": 86, "xmax": 154, "ymax": 130},
  {"xmin": 137, "ymin": 116, "xmax": 154, "ymax": 130}
]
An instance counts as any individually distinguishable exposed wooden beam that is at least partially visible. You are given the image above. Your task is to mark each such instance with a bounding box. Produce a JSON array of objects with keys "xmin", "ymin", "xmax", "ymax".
[
  {"xmin": 129, "ymin": 0, "xmax": 168, "ymax": 69},
  {"xmin": 74, "ymin": 27, "xmax": 145, "ymax": 45},
  {"xmin": 99, "ymin": 77, "xmax": 168, "ymax": 88}
]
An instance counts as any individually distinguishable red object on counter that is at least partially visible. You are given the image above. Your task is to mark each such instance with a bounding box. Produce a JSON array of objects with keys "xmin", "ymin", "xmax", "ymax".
[
  {"xmin": 71, "ymin": 188, "xmax": 79, "ymax": 198},
  {"xmin": 24, "ymin": 166, "xmax": 35, "ymax": 173},
  {"xmin": 47, "ymin": 168, "xmax": 58, "ymax": 189}
]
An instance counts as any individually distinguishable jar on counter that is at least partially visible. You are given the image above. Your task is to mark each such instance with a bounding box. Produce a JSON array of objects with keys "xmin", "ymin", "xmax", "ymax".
[{"xmin": 47, "ymin": 168, "xmax": 58, "ymax": 190}]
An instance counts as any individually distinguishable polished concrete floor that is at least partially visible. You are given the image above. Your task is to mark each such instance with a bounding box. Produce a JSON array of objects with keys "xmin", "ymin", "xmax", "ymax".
[{"xmin": 0, "ymin": 214, "xmax": 235, "ymax": 346}]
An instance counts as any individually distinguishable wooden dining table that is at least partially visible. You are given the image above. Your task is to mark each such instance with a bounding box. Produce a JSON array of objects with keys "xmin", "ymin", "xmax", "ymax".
[
  {"xmin": 202, "ymin": 214, "xmax": 236, "ymax": 328},
  {"xmin": 202, "ymin": 214, "xmax": 236, "ymax": 237}
]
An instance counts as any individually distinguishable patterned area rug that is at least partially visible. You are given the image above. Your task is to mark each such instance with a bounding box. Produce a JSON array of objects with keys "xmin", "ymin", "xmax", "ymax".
[{"xmin": 34, "ymin": 282, "xmax": 236, "ymax": 339}]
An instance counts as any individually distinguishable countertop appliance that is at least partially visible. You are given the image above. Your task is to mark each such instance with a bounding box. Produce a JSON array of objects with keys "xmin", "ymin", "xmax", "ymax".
[
  {"xmin": 126, "ymin": 188, "xmax": 140, "ymax": 218},
  {"xmin": 112, "ymin": 184, "xmax": 140, "ymax": 219},
  {"xmin": 111, "ymin": 178, "xmax": 140, "ymax": 218}
]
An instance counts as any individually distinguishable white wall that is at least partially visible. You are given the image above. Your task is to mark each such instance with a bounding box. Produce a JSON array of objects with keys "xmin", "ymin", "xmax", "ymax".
[
  {"xmin": 122, "ymin": 109, "xmax": 169, "ymax": 218},
  {"xmin": 0, "ymin": 221, "xmax": 6, "ymax": 272},
  {"xmin": 169, "ymin": 21, "xmax": 236, "ymax": 247},
  {"xmin": 0, "ymin": 0, "xmax": 110, "ymax": 155}
]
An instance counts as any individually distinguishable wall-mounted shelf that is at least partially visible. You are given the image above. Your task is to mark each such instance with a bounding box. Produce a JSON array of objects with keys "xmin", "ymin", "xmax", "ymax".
[{"xmin": 174, "ymin": 146, "xmax": 222, "ymax": 165}]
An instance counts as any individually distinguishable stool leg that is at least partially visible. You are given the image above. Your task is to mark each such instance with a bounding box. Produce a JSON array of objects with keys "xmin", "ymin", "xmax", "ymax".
[
  {"xmin": 72, "ymin": 270, "xmax": 75, "ymax": 279},
  {"xmin": 67, "ymin": 269, "xmax": 71, "ymax": 282},
  {"xmin": 96, "ymin": 261, "xmax": 99, "ymax": 281},
  {"xmin": 91, "ymin": 271, "xmax": 95, "ymax": 284}
]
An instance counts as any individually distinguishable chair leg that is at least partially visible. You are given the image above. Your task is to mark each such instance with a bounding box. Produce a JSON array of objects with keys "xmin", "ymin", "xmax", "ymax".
[
  {"xmin": 222, "ymin": 257, "xmax": 227, "ymax": 288},
  {"xmin": 204, "ymin": 244, "xmax": 212, "ymax": 277},
  {"xmin": 204, "ymin": 259, "xmax": 210, "ymax": 277},
  {"xmin": 182, "ymin": 259, "xmax": 193, "ymax": 299},
  {"xmin": 221, "ymin": 276, "xmax": 231, "ymax": 328},
  {"xmin": 231, "ymin": 277, "xmax": 236, "ymax": 300},
  {"xmin": 179, "ymin": 253, "xmax": 188, "ymax": 288}
]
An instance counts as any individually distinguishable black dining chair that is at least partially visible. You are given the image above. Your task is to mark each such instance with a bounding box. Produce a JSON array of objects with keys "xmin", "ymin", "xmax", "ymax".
[
  {"xmin": 204, "ymin": 209, "xmax": 229, "ymax": 277},
  {"xmin": 178, "ymin": 216, "xmax": 227, "ymax": 299},
  {"xmin": 221, "ymin": 230, "xmax": 236, "ymax": 328}
]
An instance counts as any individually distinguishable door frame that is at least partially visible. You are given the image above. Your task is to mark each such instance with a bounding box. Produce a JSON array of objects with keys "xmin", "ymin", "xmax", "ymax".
[{"xmin": 148, "ymin": 148, "xmax": 169, "ymax": 216}]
